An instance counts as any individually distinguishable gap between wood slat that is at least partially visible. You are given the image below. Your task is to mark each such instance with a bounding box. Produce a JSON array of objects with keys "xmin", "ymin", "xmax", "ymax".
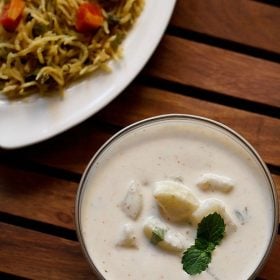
[
  {"xmin": 137, "ymin": 76, "xmax": 280, "ymax": 119},
  {"xmin": 167, "ymin": 25, "xmax": 280, "ymax": 64},
  {"xmin": 0, "ymin": 153, "xmax": 82, "ymax": 183},
  {"xmin": 0, "ymin": 120, "xmax": 122, "ymax": 184},
  {"xmin": 0, "ymin": 207, "xmax": 278, "ymax": 238},
  {"xmin": 0, "ymin": 223, "xmax": 93, "ymax": 279},
  {"xmin": 2, "ymin": 210, "xmax": 276, "ymax": 239},
  {"xmin": 0, "ymin": 118, "xmax": 121, "ymax": 181},
  {"xmin": 0, "ymin": 212, "xmax": 77, "ymax": 241},
  {"xmin": 171, "ymin": 0, "xmax": 280, "ymax": 55},
  {"xmin": 1, "ymin": 223, "xmax": 278, "ymax": 280},
  {"xmin": 0, "ymin": 272, "xmax": 29, "ymax": 280},
  {"xmin": 268, "ymin": 164, "xmax": 280, "ymax": 176},
  {"xmin": 144, "ymin": 34, "xmax": 280, "ymax": 108},
  {"xmin": 1, "ymin": 131, "xmax": 280, "ymax": 182},
  {"xmin": 97, "ymin": 86, "xmax": 280, "ymax": 165},
  {"xmin": 0, "ymin": 164, "xmax": 78, "ymax": 229},
  {"xmin": 0, "ymin": 83, "xmax": 280, "ymax": 177},
  {"xmin": 254, "ymin": 0, "xmax": 280, "ymax": 7},
  {"xmin": 0, "ymin": 158, "xmax": 278, "ymax": 238}
]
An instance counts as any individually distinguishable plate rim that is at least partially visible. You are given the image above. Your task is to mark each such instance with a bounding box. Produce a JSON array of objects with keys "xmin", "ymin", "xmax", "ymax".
[{"xmin": 0, "ymin": 0, "xmax": 177, "ymax": 149}]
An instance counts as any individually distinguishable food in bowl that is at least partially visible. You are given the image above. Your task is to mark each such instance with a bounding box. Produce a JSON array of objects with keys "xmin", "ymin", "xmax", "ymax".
[
  {"xmin": 76, "ymin": 115, "xmax": 278, "ymax": 280},
  {"xmin": 0, "ymin": 0, "xmax": 144, "ymax": 98}
]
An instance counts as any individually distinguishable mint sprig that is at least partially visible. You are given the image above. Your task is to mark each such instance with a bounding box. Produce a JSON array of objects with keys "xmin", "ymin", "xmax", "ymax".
[
  {"xmin": 182, "ymin": 212, "xmax": 225, "ymax": 275},
  {"xmin": 197, "ymin": 212, "xmax": 225, "ymax": 245},
  {"xmin": 182, "ymin": 245, "xmax": 211, "ymax": 275}
]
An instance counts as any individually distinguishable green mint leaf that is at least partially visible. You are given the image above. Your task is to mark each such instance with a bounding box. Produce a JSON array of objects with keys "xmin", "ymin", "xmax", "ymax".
[
  {"xmin": 181, "ymin": 245, "xmax": 211, "ymax": 275},
  {"xmin": 150, "ymin": 227, "xmax": 165, "ymax": 245},
  {"xmin": 195, "ymin": 238, "xmax": 215, "ymax": 253},
  {"xmin": 182, "ymin": 213, "xmax": 226, "ymax": 275},
  {"xmin": 197, "ymin": 212, "xmax": 225, "ymax": 245}
]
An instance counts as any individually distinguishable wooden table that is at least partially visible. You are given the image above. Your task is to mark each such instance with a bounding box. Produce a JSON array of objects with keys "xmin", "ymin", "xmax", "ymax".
[{"xmin": 1, "ymin": 1, "xmax": 280, "ymax": 279}]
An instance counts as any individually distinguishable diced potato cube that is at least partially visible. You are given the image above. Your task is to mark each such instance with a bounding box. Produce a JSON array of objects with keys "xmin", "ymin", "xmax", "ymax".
[
  {"xmin": 144, "ymin": 216, "xmax": 188, "ymax": 252},
  {"xmin": 121, "ymin": 181, "xmax": 143, "ymax": 220},
  {"xmin": 162, "ymin": 230, "xmax": 189, "ymax": 252},
  {"xmin": 192, "ymin": 198, "xmax": 237, "ymax": 234},
  {"xmin": 196, "ymin": 173, "xmax": 234, "ymax": 193},
  {"xmin": 116, "ymin": 223, "xmax": 138, "ymax": 248},
  {"xmin": 153, "ymin": 180, "xmax": 199, "ymax": 222}
]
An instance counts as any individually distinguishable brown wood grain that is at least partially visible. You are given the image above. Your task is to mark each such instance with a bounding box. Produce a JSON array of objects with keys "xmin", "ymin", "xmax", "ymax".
[
  {"xmin": 259, "ymin": 235, "xmax": 280, "ymax": 280},
  {"xmin": 171, "ymin": 0, "xmax": 280, "ymax": 54},
  {"xmin": 98, "ymin": 86, "xmax": 280, "ymax": 167},
  {"xmin": 0, "ymin": 222, "xmax": 279, "ymax": 279},
  {"xmin": 2, "ymin": 123, "xmax": 113, "ymax": 174},
  {"xmin": 3, "ymin": 86, "xmax": 280, "ymax": 173},
  {"xmin": 0, "ymin": 2, "xmax": 279, "ymax": 279},
  {"xmin": 0, "ymin": 165, "xmax": 77, "ymax": 229},
  {"xmin": 145, "ymin": 35, "xmax": 280, "ymax": 107},
  {"xmin": 0, "ymin": 223, "xmax": 94, "ymax": 280},
  {"xmin": 0, "ymin": 165, "xmax": 279, "ymax": 227},
  {"xmin": 272, "ymin": 174, "xmax": 280, "ymax": 219},
  {"xmin": 0, "ymin": 86, "xmax": 279, "ymax": 229}
]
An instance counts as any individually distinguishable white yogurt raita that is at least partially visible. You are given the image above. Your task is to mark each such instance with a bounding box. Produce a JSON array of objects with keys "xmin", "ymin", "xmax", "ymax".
[{"xmin": 77, "ymin": 115, "xmax": 277, "ymax": 280}]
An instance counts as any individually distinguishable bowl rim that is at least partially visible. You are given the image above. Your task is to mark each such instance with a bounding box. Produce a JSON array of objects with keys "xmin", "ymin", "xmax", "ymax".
[{"xmin": 75, "ymin": 114, "xmax": 279, "ymax": 280}]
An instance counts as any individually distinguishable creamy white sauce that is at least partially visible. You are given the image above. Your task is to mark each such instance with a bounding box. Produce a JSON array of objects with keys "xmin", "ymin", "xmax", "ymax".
[{"xmin": 80, "ymin": 119, "xmax": 275, "ymax": 280}]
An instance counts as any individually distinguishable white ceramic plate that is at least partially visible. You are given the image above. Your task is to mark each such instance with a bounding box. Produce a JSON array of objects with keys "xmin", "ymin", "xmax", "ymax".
[{"xmin": 0, "ymin": 0, "xmax": 176, "ymax": 149}]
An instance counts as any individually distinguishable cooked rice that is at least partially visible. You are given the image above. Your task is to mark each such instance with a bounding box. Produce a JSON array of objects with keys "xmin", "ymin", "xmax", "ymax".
[{"xmin": 0, "ymin": 0, "xmax": 144, "ymax": 98}]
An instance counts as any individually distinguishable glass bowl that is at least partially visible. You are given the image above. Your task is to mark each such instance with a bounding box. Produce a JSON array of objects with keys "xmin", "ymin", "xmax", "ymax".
[{"xmin": 75, "ymin": 114, "xmax": 278, "ymax": 280}]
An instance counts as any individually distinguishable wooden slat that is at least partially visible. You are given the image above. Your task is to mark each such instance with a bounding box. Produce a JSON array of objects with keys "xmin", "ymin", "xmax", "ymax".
[
  {"xmin": 98, "ymin": 86, "xmax": 280, "ymax": 166},
  {"xmin": 171, "ymin": 0, "xmax": 280, "ymax": 54},
  {"xmin": 0, "ymin": 223, "xmax": 94, "ymax": 280},
  {"xmin": 272, "ymin": 174, "xmax": 280, "ymax": 218},
  {"xmin": 145, "ymin": 35, "xmax": 280, "ymax": 107},
  {"xmin": 2, "ymin": 123, "xmax": 113, "ymax": 174},
  {"xmin": 2, "ymin": 87, "xmax": 280, "ymax": 173},
  {"xmin": 0, "ymin": 164, "xmax": 279, "ymax": 226},
  {"xmin": 0, "ymin": 165, "xmax": 77, "ymax": 229},
  {"xmin": 0, "ymin": 222, "xmax": 279, "ymax": 279},
  {"xmin": 259, "ymin": 235, "xmax": 280, "ymax": 280}
]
